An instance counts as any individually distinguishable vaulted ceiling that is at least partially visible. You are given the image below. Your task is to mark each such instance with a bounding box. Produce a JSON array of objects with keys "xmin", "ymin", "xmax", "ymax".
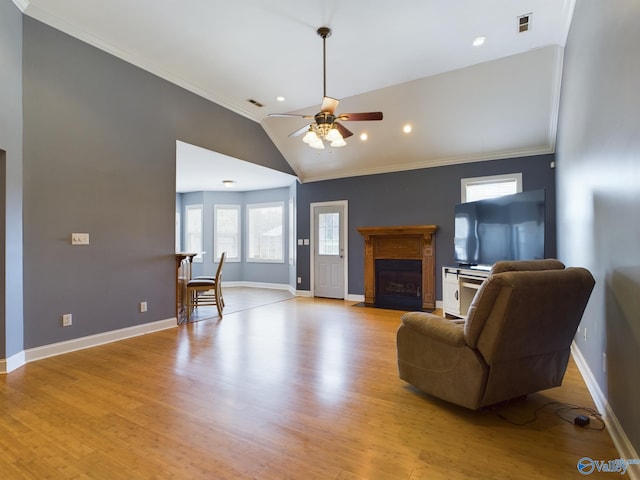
[{"xmin": 17, "ymin": 0, "xmax": 575, "ymax": 187}]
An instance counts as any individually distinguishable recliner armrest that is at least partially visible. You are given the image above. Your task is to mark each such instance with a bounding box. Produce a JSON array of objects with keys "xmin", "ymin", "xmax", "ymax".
[{"xmin": 401, "ymin": 312, "xmax": 465, "ymax": 347}]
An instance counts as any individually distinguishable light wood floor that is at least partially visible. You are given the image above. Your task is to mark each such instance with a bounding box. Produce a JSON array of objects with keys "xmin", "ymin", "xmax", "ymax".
[{"xmin": 0, "ymin": 294, "xmax": 619, "ymax": 479}]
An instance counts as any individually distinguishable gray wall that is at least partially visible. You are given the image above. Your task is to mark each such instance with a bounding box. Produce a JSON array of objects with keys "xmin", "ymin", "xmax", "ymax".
[
  {"xmin": 556, "ymin": 0, "xmax": 640, "ymax": 454},
  {"xmin": 21, "ymin": 17, "xmax": 292, "ymax": 349},
  {"xmin": 179, "ymin": 186, "xmax": 295, "ymax": 285},
  {"xmin": 296, "ymin": 154, "xmax": 556, "ymax": 297},
  {"xmin": 0, "ymin": 0, "xmax": 24, "ymax": 359}
]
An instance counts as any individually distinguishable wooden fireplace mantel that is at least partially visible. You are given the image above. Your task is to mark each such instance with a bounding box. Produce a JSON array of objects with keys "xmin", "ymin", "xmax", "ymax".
[{"xmin": 357, "ymin": 225, "xmax": 438, "ymax": 309}]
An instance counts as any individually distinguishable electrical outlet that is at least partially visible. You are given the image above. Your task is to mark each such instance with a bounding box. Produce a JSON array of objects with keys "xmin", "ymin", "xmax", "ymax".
[
  {"xmin": 140, "ymin": 301, "xmax": 147, "ymax": 313},
  {"xmin": 603, "ymin": 353, "xmax": 607, "ymax": 373},
  {"xmin": 62, "ymin": 313, "xmax": 72, "ymax": 327},
  {"xmin": 583, "ymin": 327, "xmax": 588, "ymax": 341},
  {"xmin": 71, "ymin": 233, "xmax": 90, "ymax": 245},
  {"xmin": 297, "ymin": 277, "xmax": 302, "ymax": 284}
]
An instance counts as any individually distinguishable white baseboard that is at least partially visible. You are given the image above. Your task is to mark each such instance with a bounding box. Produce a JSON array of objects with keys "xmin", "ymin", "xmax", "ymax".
[
  {"xmin": 1, "ymin": 318, "xmax": 177, "ymax": 374},
  {"xmin": 571, "ymin": 343, "xmax": 639, "ymax": 480},
  {"xmin": 298, "ymin": 293, "xmax": 440, "ymax": 306},
  {"xmin": 0, "ymin": 350, "xmax": 26, "ymax": 374},
  {"xmin": 347, "ymin": 294, "xmax": 365, "ymax": 302},
  {"xmin": 291, "ymin": 292, "xmax": 364, "ymax": 301},
  {"xmin": 223, "ymin": 281, "xmax": 295, "ymax": 294}
]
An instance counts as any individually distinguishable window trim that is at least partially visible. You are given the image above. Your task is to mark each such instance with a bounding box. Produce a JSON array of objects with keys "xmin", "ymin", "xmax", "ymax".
[
  {"xmin": 246, "ymin": 201, "xmax": 285, "ymax": 264},
  {"xmin": 214, "ymin": 204, "xmax": 241, "ymax": 263},
  {"xmin": 461, "ymin": 173, "xmax": 523, "ymax": 203},
  {"xmin": 288, "ymin": 197, "xmax": 295, "ymax": 266}
]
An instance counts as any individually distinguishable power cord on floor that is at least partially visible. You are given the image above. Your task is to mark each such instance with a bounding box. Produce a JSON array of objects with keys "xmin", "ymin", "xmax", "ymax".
[{"xmin": 496, "ymin": 401, "xmax": 606, "ymax": 431}]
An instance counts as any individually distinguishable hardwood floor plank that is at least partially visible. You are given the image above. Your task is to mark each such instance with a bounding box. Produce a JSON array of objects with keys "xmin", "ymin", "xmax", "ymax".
[{"xmin": 0, "ymin": 295, "xmax": 619, "ymax": 479}]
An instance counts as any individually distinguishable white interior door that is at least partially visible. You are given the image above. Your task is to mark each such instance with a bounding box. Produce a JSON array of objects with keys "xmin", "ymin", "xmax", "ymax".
[{"xmin": 313, "ymin": 203, "xmax": 345, "ymax": 299}]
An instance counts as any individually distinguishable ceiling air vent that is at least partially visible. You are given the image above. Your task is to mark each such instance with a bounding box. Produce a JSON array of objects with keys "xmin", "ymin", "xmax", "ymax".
[
  {"xmin": 247, "ymin": 98, "xmax": 265, "ymax": 108},
  {"xmin": 518, "ymin": 13, "xmax": 531, "ymax": 33}
]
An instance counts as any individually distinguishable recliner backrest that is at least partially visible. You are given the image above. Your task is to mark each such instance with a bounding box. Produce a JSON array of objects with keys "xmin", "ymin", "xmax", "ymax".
[
  {"xmin": 464, "ymin": 267, "xmax": 595, "ymax": 365},
  {"xmin": 464, "ymin": 259, "xmax": 567, "ymax": 347},
  {"xmin": 490, "ymin": 258, "xmax": 565, "ymax": 274}
]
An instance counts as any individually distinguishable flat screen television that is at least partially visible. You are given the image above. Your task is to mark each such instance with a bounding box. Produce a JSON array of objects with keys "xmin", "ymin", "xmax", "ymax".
[{"xmin": 454, "ymin": 189, "xmax": 545, "ymax": 268}]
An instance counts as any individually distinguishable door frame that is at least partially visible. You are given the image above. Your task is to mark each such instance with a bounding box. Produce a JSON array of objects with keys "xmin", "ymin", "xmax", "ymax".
[{"xmin": 310, "ymin": 200, "xmax": 349, "ymax": 299}]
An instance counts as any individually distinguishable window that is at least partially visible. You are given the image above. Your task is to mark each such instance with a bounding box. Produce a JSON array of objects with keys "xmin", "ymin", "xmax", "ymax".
[
  {"xmin": 461, "ymin": 173, "xmax": 522, "ymax": 203},
  {"xmin": 185, "ymin": 204, "xmax": 203, "ymax": 262},
  {"xmin": 214, "ymin": 204, "xmax": 241, "ymax": 262},
  {"xmin": 318, "ymin": 212, "xmax": 340, "ymax": 255},
  {"xmin": 175, "ymin": 212, "xmax": 181, "ymax": 252},
  {"xmin": 247, "ymin": 202, "xmax": 284, "ymax": 263}
]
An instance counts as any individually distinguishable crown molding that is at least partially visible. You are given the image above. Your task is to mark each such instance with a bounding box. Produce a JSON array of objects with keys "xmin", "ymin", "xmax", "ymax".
[
  {"xmin": 11, "ymin": 0, "xmax": 29, "ymax": 12},
  {"xmin": 298, "ymin": 145, "xmax": 555, "ymax": 184},
  {"xmin": 18, "ymin": 2, "xmax": 261, "ymax": 123}
]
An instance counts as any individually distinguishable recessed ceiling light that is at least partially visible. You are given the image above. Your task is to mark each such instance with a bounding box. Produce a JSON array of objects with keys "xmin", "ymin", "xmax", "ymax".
[
  {"xmin": 472, "ymin": 36, "xmax": 486, "ymax": 47},
  {"xmin": 360, "ymin": 133, "xmax": 368, "ymax": 141},
  {"xmin": 222, "ymin": 180, "xmax": 236, "ymax": 188},
  {"xmin": 403, "ymin": 124, "xmax": 413, "ymax": 134},
  {"xmin": 276, "ymin": 96, "xmax": 285, "ymax": 102}
]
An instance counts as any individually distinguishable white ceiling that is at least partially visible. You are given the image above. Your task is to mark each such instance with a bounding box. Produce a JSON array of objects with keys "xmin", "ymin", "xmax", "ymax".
[
  {"xmin": 17, "ymin": 0, "xmax": 575, "ymax": 188},
  {"xmin": 176, "ymin": 141, "xmax": 297, "ymax": 193}
]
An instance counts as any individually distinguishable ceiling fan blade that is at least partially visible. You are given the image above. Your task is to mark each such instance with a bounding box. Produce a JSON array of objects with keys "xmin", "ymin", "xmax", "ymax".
[
  {"xmin": 288, "ymin": 124, "xmax": 311, "ymax": 138},
  {"xmin": 337, "ymin": 112, "xmax": 384, "ymax": 121},
  {"xmin": 334, "ymin": 122, "xmax": 353, "ymax": 139},
  {"xmin": 269, "ymin": 113, "xmax": 314, "ymax": 119},
  {"xmin": 321, "ymin": 96, "xmax": 339, "ymax": 114}
]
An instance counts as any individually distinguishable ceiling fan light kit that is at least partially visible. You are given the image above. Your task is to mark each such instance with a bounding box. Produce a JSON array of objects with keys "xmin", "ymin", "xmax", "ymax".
[{"xmin": 269, "ymin": 27, "xmax": 383, "ymax": 149}]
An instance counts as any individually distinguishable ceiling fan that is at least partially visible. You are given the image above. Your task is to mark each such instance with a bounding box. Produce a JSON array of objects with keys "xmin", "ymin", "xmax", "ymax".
[{"xmin": 268, "ymin": 27, "xmax": 383, "ymax": 149}]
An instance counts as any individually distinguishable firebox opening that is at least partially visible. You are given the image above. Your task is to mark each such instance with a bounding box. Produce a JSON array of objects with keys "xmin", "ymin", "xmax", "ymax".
[{"xmin": 375, "ymin": 259, "xmax": 422, "ymax": 310}]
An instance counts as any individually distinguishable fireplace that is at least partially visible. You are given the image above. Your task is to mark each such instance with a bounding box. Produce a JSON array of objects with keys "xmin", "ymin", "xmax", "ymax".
[
  {"xmin": 357, "ymin": 225, "xmax": 438, "ymax": 310},
  {"xmin": 375, "ymin": 259, "xmax": 422, "ymax": 309}
]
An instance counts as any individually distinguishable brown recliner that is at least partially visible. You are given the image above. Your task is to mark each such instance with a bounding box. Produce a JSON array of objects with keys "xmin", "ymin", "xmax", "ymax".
[{"xmin": 396, "ymin": 259, "xmax": 595, "ymax": 410}]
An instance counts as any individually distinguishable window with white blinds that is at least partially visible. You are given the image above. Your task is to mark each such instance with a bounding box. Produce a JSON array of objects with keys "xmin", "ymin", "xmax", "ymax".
[{"xmin": 461, "ymin": 173, "xmax": 522, "ymax": 203}]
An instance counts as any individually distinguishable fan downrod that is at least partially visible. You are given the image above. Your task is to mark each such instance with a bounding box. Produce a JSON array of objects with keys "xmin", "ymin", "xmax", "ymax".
[{"xmin": 317, "ymin": 27, "xmax": 332, "ymax": 99}]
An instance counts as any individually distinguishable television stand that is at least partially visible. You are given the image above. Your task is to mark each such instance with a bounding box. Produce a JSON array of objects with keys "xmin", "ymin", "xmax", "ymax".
[{"xmin": 442, "ymin": 266, "xmax": 490, "ymax": 319}]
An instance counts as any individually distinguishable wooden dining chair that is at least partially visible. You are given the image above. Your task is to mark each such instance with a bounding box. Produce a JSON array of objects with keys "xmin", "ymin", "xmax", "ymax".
[{"xmin": 186, "ymin": 252, "xmax": 226, "ymax": 321}]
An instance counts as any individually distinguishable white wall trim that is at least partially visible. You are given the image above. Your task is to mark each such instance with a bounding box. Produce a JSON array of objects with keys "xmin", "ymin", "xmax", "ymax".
[
  {"xmin": 223, "ymin": 281, "xmax": 294, "ymax": 293},
  {"xmin": 1, "ymin": 318, "xmax": 177, "ymax": 374},
  {"xmin": 344, "ymin": 296, "xmax": 442, "ymax": 309},
  {"xmin": 347, "ymin": 294, "xmax": 365, "ymax": 302},
  {"xmin": 18, "ymin": 3, "xmax": 258, "ymax": 123},
  {"xmin": 295, "ymin": 290, "xmax": 312, "ymax": 297},
  {"xmin": 0, "ymin": 350, "xmax": 27, "ymax": 374},
  {"xmin": 11, "ymin": 0, "xmax": 29, "ymax": 11},
  {"xmin": 298, "ymin": 146, "xmax": 555, "ymax": 184},
  {"xmin": 572, "ymin": 343, "xmax": 639, "ymax": 479}
]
